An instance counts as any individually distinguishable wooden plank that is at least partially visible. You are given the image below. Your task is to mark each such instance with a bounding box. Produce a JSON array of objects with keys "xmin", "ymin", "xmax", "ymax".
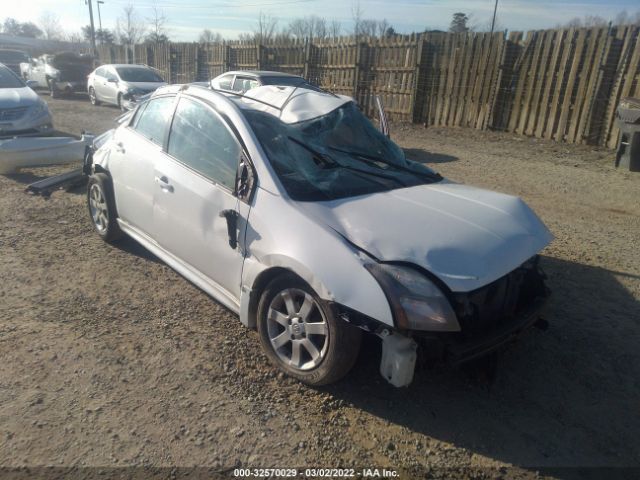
[
  {"xmin": 567, "ymin": 28, "xmax": 600, "ymax": 143},
  {"xmin": 575, "ymin": 27, "xmax": 610, "ymax": 144},
  {"xmin": 535, "ymin": 29, "xmax": 563, "ymax": 137},
  {"xmin": 508, "ymin": 31, "xmax": 535, "ymax": 132},
  {"xmin": 525, "ymin": 30, "xmax": 553, "ymax": 135},
  {"xmin": 517, "ymin": 31, "xmax": 543, "ymax": 134},
  {"xmin": 607, "ymin": 27, "xmax": 640, "ymax": 148},
  {"xmin": 555, "ymin": 28, "xmax": 587, "ymax": 142},
  {"xmin": 545, "ymin": 28, "xmax": 574, "ymax": 139},
  {"xmin": 434, "ymin": 33, "xmax": 451, "ymax": 126}
]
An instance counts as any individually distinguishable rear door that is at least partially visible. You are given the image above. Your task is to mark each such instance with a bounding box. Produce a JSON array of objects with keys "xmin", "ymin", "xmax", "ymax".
[
  {"xmin": 108, "ymin": 95, "xmax": 176, "ymax": 236},
  {"xmin": 152, "ymin": 95, "xmax": 247, "ymax": 301}
]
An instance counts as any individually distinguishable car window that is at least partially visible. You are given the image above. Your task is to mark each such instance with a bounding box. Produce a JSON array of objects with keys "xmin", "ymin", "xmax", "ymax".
[
  {"xmin": 0, "ymin": 65, "xmax": 24, "ymax": 88},
  {"xmin": 232, "ymin": 76, "xmax": 259, "ymax": 92},
  {"xmin": 167, "ymin": 97, "xmax": 239, "ymax": 189},
  {"xmin": 95, "ymin": 67, "xmax": 105, "ymax": 77},
  {"xmin": 116, "ymin": 67, "xmax": 163, "ymax": 82},
  {"xmin": 216, "ymin": 74, "xmax": 233, "ymax": 90},
  {"xmin": 131, "ymin": 96, "xmax": 175, "ymax": 145},
  {"xmin": 105, "ymin": 69, "xmax": 118, "ymax": 82}
]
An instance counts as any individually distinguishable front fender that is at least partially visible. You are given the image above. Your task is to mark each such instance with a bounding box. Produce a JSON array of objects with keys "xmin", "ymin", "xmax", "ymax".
[{"xmin": 239, "ymin": 187, "xmax": 394, "ymax": 329}]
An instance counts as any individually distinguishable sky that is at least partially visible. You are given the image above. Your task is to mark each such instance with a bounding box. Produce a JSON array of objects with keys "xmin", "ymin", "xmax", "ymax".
[{"xmin": 2, "ymin": 0, "xmax": 639, "ymax": 41}]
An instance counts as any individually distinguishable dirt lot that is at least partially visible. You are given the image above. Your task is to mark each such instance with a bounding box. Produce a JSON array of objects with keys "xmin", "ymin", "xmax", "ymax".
[{"xmin": 1, "ymin": 93, "xmax": 639, "ymax": 479}]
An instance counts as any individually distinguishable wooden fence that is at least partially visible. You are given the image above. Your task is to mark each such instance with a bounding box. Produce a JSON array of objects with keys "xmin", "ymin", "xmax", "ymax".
[{"xmin": 96, "ymin": 25, "xmax": 640, "ymax": 148}]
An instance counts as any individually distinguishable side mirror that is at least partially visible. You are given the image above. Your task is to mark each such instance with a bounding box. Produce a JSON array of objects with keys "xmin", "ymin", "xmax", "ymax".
[
  {"xmin": 26, "ymin": 80, "xmax": 38, "ymax": 89},
  {"xmin": 107, "ymin": 78, "xmax": 118, "ymax": 83},
  {"xmin": 235, "ymin": 153, "xmax": 256, "ymax": 202},
  {"xmin": 375, "ymin": 95, "xmax": 390, "ymax": 138}
]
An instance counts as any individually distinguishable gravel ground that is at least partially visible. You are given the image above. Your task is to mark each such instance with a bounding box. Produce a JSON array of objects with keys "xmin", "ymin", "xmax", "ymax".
[{"xmin": 0, "ymin": 93, "xmax": 639, "ymax": 480}]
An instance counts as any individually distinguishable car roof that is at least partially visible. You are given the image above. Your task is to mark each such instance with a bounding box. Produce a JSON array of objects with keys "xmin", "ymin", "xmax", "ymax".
[
  {"xmin": 153, "ymin": 84, "xmax": 352, "ymax": 124},
  {"xmin": 105, "ymin": 64, "xmax": 153, "ymax": 69},
  {"xmin": 221, "ymin": 70, "xmax": 303, "ymax": 78}
]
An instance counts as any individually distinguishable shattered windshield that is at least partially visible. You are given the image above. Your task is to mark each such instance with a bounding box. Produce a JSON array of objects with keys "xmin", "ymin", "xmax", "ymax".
[
  {"xmin": 116, "ymin": 67, "xmax": 164, "ymax": 82},
  {"xmin": 244, "ymin": 102, "xmax": 441, "ymax": 201}
]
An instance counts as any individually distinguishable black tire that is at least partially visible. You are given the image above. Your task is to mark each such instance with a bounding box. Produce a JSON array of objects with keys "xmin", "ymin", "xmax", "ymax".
[
  {"xmin": 117, "ymin": 93, "xmax": 125, "ymax": 111},
  {"xmin": 257, "ymin": 273, "xmax": 362, "ymax": 386},
  {"xmin": 87, "ymin": 173, "xmax": 123, "ymax": 243},
  {"xmin": 89, "ymin": 87, "xmax": 100, "ymax": 106}
]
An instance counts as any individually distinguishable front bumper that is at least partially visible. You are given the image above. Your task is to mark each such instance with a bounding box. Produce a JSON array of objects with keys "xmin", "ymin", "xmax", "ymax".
[{"xmin": 0, "ymin": 116, "xmax": 54, "ymax": 138}]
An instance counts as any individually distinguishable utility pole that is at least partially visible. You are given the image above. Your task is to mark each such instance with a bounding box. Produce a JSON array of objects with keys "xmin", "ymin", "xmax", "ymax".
[
  {"xmin": 97, "ymin": 0, "xmax": 104, "ymax": 43},
  {"xmin": 86, "ymin": 0, "xmax": 97, "ymax": 56},
  {"xmin": 490, "ymin": 0, "xmax": 499, "ymax": 33}
]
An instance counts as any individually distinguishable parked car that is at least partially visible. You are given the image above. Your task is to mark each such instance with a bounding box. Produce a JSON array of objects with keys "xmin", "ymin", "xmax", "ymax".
[
  {"xmin": 21, "ymin": 52, "xmax": 94, "ymax": 98},
  {"xmin": 87, "ymin": 64, "xmax": 167, "ymax": 111},
  {"xmin": 0, "ymin": 64, "xmax": 52, "ymax": 138},
  {"xmin": 211, "ymin": 70, "xmax": 316, "ymax": 94},
  {"xmin": 0, "ymin": 49, "xmax": 30, "ymax": 77},
  {"xmin": 86, "ymin": 84, "xmax": 552, "ymax": 387}
]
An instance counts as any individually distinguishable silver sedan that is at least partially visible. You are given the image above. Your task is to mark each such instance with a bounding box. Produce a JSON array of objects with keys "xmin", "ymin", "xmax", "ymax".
[{"xmin": 87, "ymin": 84, "xmax": 552, "ymax": 387}]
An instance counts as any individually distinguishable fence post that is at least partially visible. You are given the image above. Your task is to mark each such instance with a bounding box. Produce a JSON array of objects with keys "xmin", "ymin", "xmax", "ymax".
[
  {"xmin": 353, "ymin": 38, "xmax": 362, "ymax": 99},
  {"xmin": 411, "ymin": 34, "xmax": 425, "ymax": 123},
  {"xmin": 256, "ymin": 42, "xmax": 262, "ymax": 69},
  {"xmin": 303, "ymin": 37, "xmax": 311, "ymax": 79}
]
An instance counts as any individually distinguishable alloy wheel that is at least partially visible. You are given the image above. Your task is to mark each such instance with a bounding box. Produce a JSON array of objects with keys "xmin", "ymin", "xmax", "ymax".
[
  {"xmin": 266, "ymin": 288, "xmax": 329, "ymax": 371},
  {"xmin": 89, "ymin": 183, "xmax": 109, "ymax": 232}
]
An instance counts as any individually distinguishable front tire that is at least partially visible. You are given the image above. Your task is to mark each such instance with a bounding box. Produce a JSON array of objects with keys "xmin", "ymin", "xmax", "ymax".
[
  {"xmin": 117, "ymin": 93, "xmax": 125, "ymax": 111},
  {"xmin": 257, "ymin": 274, "xmax": 362, "ymax": 386},
  {"xmin": 89, "ymin": 87, "xmax": 100, "ymax": 106},
  {"xmin": 87, "ymin": 173, "xmax": 123, "ymax": 243}
]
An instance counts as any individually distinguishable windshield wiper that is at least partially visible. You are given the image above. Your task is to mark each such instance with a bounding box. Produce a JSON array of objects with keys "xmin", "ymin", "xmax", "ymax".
[
  {"xmin": 327, "ymin": 146, "xmax": 442, "ymax": 181},
  {"xmin": 286, "ymin": 136, "xmax": 407, "ymax": 186}
]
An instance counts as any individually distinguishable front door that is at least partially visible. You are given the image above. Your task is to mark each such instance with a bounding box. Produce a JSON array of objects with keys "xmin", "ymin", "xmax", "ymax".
[{"xmin": 152, "ymin": 95, "xmax": 247, "ymax": 301}]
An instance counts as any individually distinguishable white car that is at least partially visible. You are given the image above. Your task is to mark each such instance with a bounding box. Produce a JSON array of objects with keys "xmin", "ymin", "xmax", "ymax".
[
  {"xmin": 86, "ymin": 84, "xmax": 552, "ymax": 387},
  {"xmin": 87, "ymin": 64, "xmax": 167, "ymax": 110},
  {"xmin": 0, "ymin": 64, "xmax": 52, "ymax": 137}
]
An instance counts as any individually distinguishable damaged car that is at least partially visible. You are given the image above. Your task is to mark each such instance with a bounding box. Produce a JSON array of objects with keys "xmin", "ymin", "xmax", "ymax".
[
  {"xmin": 21, "ymin": 52, "xmax": 94, "ymax": 98},
  {"xmin": 0, "ymin": 64, "xmax": 52, "ymax": 138},
  {"xmin": 86, "ymin": 84, "xmax": 552, "ymax": 387},
  {"xmin": 87, "ymin": 64, "xmax": 167, "ymax": 111}
]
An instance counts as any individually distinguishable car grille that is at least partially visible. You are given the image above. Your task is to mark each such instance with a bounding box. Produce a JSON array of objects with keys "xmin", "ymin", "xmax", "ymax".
[
  {"xmin": 0, "ymin": 107, "xmax": 29, "ymax": 122},
  {"xmin": 451, "ymin": 256, "xmax": 547, "ymax": 339}
]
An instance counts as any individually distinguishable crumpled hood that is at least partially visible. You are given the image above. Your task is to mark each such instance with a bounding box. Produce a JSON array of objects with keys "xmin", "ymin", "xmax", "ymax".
[
  {"xmin": 297, "ymin": 182, "xmax": 553, "ymax": 292},
  {"xmin": 0, "ymin": 87, "xmax": 39, "ymax": 108}
]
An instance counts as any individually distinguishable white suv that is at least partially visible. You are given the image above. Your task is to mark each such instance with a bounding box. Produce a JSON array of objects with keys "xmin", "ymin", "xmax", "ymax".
[{"xmin": 86, "ymin": 84, "xmax": 552, "ymax": 387}]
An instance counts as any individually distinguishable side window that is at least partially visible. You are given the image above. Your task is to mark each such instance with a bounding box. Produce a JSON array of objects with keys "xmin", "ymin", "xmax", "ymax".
[
  {"xmin": 95, "ymin": 67, "xmax": 105, "ymax": 77},
  {"xmin": 168, "ymin": 97, "xmax": 240, "ymax": 190},
  {"xmin": 105, "ymin": 69, "xmax": 118, "ymax": 82},
  {"xmin": 232, "ymin": 76, "xmax": 259, "ymax": 92},
  {"xmin": 131, "ymin": 96, "xmax": 174, "ymax": 145},
  {"xmin": 216, "ymin": 74, "xmax": 233, "ymax": 90}
]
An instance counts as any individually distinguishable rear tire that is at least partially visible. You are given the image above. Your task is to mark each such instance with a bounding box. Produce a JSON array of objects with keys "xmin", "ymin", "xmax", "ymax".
[
  {"xmin": 87, "ymin": 173, "xmax": 123, "ymax": 243},
  {"xmin": 257, "ymin": 273, "xmax": 362, "ymax": 386}
]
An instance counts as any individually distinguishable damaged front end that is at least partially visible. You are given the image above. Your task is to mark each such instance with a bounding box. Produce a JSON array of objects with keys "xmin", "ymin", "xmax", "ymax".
[{"xmin": 355, "ymin": 256, "xmax": 549, "ymax": 387}]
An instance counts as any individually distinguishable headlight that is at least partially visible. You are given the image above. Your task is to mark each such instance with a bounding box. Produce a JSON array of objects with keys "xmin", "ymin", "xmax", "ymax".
[
  {"xmin": 29, "ymin": 101, "xmax": 49, "ymax": 118},
  {"xmin": 365, "ymin": 263, "xmax": 460, "ymax": 332}
]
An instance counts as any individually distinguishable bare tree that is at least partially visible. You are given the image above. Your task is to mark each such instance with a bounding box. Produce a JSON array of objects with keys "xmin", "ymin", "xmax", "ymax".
[
  {"xmin": 116, "ymin": 5, "xmax": 146, "ymax": 45},
  {"xmin": 253, "ymin": 11, "xmax": 278, "ymax": 43},
  {"xmin": 328, "ymin": 19, "xmax": 341, "ymax": 38},
  {"xmin": 376, "ymin": 19, "xmax": 390, "ymax": 38},
  {"xmin": 145, "ymin": 5, "xmax": 169, "ymax": 43},
  {"xmin": 39, "ymin": 11, "xmax": 63, "ymax": 40},
  {"xmin": 287, "ymin": 15, "xmax": 327, "ymax": 40},
  {"xmin": 199, "ymin": 29, "xmax": 223, "ymax": 43},
  {"xmin": 351, "ymin": 0, "xmax": 363, "ymax": 36}
]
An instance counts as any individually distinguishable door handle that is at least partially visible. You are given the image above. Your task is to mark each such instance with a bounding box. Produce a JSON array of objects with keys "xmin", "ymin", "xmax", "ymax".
[
  {"xmin": 155, "ymin": 175, "xmax": 174, "ymax": 193},
  {"xmin": 115, "ymin": 142, "xmax": 125, "ymax": 153}
]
